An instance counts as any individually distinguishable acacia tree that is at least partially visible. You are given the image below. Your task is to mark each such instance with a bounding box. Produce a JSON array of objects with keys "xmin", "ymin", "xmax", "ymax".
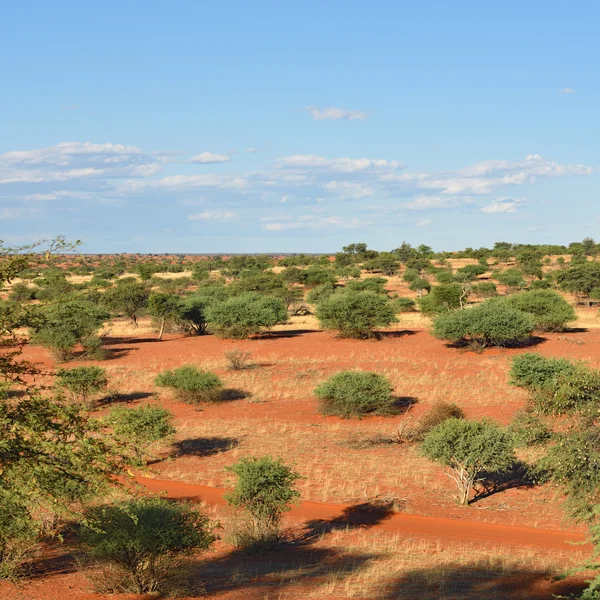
[
  {"xmin": 558, "ymin": 262, "xmax": 600, "ymax": 306},
  {"xmin": 0, "ymin": 238, "xmax": 125, "ymax": 576},
  {"xmin": 102, "ymin": 280, "xmax": 149, "ymax": 326},
  {"xmin": 147, "ymin": 292, "xmax": 183, "ymax": 340},
  {"xmin": 421, "ymin": 418, "xmax": 515, "ymax": 505}
]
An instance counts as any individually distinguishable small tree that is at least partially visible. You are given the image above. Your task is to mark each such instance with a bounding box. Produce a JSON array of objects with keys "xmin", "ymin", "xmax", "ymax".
[
  {"xmin": 102, "ymin": 281, "xmax": 149, "ymax": 326},
  {"xmin": 31, "ymin": 298, "xmax": 109, "ymax": 361},
  {"xmin": 409, "ymin": 277, "xmax": 431, "ymax": 297},
  {"xmin": 55, "ymin": 366, "xmax": 108, "ymax": 408},
  {"xmin": 107, "ymin": 405, "xmax": 175, "ymax": 464},
  {"xmin": 314, "ymin": 371, "xmax": 396, "ymax": 418},
  {"xmin": 316, "ymin": 291, "xmax": 397, "ymax": 339},
  {"xmin": 155, "ymin": 365, "xmax": 223, "ymax": 404},
  {"xmin": 225, "ymin": 456, "xmax": 301, "ymax": 547},
  {"xmin": 205, "ymin": 293, "xmax": 288, "ymax": 339},
  {"xmin": 147, "ymin": 292, "xmax": 184, "ymax": 341},
  {"xmin": 421, "ymin": 418, "xmax": 515, "ymax": 505},
  {"xmin": 79, "ymin": 496, "xmax": 216, "ymax": 594},
  {"xmin": 432, "ymin": 298, "xmax": 535, "ymax": 350},
  {"xmin": 506, "ymin": 289, "xmax": 576, "ymax": 332},
  {"xmin": 558, "ymin": 262, "xmax": 600, "ymax": 306}
]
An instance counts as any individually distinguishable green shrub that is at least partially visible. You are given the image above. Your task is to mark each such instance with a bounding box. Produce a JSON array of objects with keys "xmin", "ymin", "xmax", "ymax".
[
  {"xmin": 55, "ymin": 366, "xmax": 108, "ymax": 408},
  {"xmin": 345, "ymin": 277, "xmax": 388, "ymax": 295},
  {"xmin": 31, "ymin": 299, "xmax": 109, "ymax": 361},
  {"xmin": 508, "ymin": 411, "xmax": 552, "ymax": 447},
  {"xmin": 314, "ymin": 371, "xmax": 396, "ymax": 418},
  {"xmin": 306, "ymin": 282, "xmax": 337, "ymax": 305},
  {"xmin": 542, "ymin": 427, "xmax": 600, "ymax": 522},
  {"xmin": 393, "ymin": 297, "xmax": 416, "ymax": 312},
  {"xmin": 509, "ymin": 353, "xmax": 577, "ymax": 390},
  {"xmin": 225, "ymin": 456, "xmax": 301, "ymax": 549},
  {"xmin": 435, "ymin": 271, "xmax": 455, "ymax": 284},
  {"xmin": 79, "ymin": 496, "xmax": 216, "ymax": 595},
  {"xmin": 155, "ymin": 366, "xmax": 223, "ymax": 404},
  {"xmin": 421, "ymin": 418, "xmax": 515, "ymax": 505},
  {"xmin": 418, "ymin": 284, "xmax": 464, "ymax": 316},
  {"xmin": 316, "ymin": 291, "xmax": 397, "ymax": 339},
  {"xmin": 532, "ymin": 369, "xmax": 600, "ymax": 416},
  {"xmin": 205, "ymin": 293, "xmax": 288, "ymax": 339},
  {"xmin": 8, "ymin": 283, "xmax": 36, "ymax": 303},
  {"xmin": 495, "ymin": 268, "xmax": 526, "ymax": 291},
  {"xmin": 402, "ymin": 268, "xmax": 419, "ymax": 283},
  {"xmin": 107, "ymin": 405, "xmax": 175, "ymax": 464},
  {"xmin": 506, "ymin": 289, "xmax": 576, "ymax": 332},
  {"xmin": 471, "ymin": 282, "xmax": 498, "ymax": 298},
  {"xmin": 432, "ymin": 298, "xmax": 536, "ymax": 350}
]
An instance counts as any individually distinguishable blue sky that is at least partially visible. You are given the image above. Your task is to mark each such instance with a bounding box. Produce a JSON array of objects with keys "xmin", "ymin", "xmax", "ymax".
[{"xmin": 1, "ymin": 1, "xmax": 598, "ymax": 253}]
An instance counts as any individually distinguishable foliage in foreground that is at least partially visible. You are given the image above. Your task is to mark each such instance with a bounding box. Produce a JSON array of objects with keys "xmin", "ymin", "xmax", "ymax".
[
  {"xmin": 55, "ymin": 366, "xmax": 108, "ymax": 408},
  {"xmin": 106, "ymin": 405, "xmax": 175, "ymax": 464},
  {"xmin": 79, "ymin": 496, "xmax": 216, "ymax": 595}
]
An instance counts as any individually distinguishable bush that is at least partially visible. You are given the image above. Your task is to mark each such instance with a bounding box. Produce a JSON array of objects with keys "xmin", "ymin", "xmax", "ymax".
[
  {"xmin": 393, "ymin": 297, "xmax": 416, "ymax": 312},
  {"xmin": 418, "ymin": 284, "xmax": 464, "ymax": 316},
  {"xmin": 55, "ymin": 366, "xmax": 108, "ymax": 408},
  {"xmin": 435, "ymin": 271, "xmax": 455, "ymax": 284},
  {"xmin": 506, "ymin": 290, "xmax": 576, "ymax": 332},
  {"xmin": 345, "ymin": 277, "xmax": 388, "ymax": 295},
  {"xmin": 314, "ymin": 371, "xmax": 396, "ymax": 418},
  {"xmin": 155, "ymin": 366, "xmax": 223, "ymax": 404},
  {"xmin": 306, "ymin": 282, "xmax": 337, "ymax": 305},
  {"xmin": 8, "ymin": 283, "xmax": 36, "ymax": 303},
  {"xmin": 225, "ymin": 456, "xmax": 301, "ymax": 549},
  {"xmin": 532, "ymin": 368, "xmax": 600, "ymax": 416},
  {"xmin": 107, "ymin": 405, "xmax": 175, "ymax": 464},
  {"xmin": 508, "ymin": 411, "xmax": 552, "ymax": 447},
  {"xmin": 224, "ymin": 349, "xmax": 253, "ymax": 371},
  {"xmin": 205, "ymin": 293, "xmax": 288, "ymax": 339},
  {"xmin": 415, "ymin": 402, "xmax": 465, "ymax": 440},
  {"xmin": 31, "ymin": 299, "xmax": 109, "ymax": 361},
  {"xmin": 509, "ymin": 353, "xmax": 577, "ymax": 390},
  {"xmin": 471, "ymin": 282, "xmax": 498, "ymax": 298},
  {"xmin": 432, "ymin": 298, "xmax": 536, "ymax": 350},
  {"xmin": 79, "ymin": 497, "xmax": 216, "ymax": 595},
  {"xmin": 316, "ymin": 291, "xmax": 397, "ymax": 339},
  {"xmin": 495, "ymin": 268, "xmax": 526, "ymax": 291},
  {"xmin": 421, "ymin": 418, "xmax": 515, "ymax": 505}
]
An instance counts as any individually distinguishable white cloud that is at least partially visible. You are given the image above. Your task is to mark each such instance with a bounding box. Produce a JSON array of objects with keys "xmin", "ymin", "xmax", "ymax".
[
  {"xmin": 481, "ymin": 197, "xmax": 526, "ymax": 214},
  {"xmin": 276, "ymin": 154, "xmax": 401, "ymax": 172},
  {"xmin": 261, "ymin": 214, "xmax": 363, "ymax": 231},
  {"xmin": 0, "ymin": 142, "xmax": 161, "ymax": 185},
  {"xmin": 304, "ymin": 106, "xmax": 367, "ymax": 121},
  {"xmin": 416, "ymin": 219, "xmax": 432, "ymax": 227},
  {"xmin": 559, "ymin": 88, "xmax": 575, "ymax": 94},
  {"xmin": 188, "ymin": 210, "xmax": 237, "ymax": 221},
  {"xmin": 188, "ymin": 152, "xmax": 231, "ymax": 164},
  {"xmin": 324, "ymin": 181, "xmax": 375, "ymax": 199},
  {"xmin": 245, "ymin": 147, "xmax": 258, "ymax": 153}
]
